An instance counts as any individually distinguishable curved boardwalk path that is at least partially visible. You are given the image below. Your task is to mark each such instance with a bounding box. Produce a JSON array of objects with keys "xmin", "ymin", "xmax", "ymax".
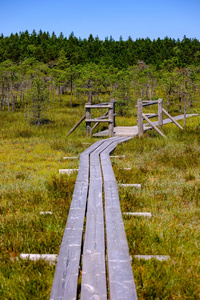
[{"xmin": 50, "ymin": 137, "xmax": 137, "ymax": 300}]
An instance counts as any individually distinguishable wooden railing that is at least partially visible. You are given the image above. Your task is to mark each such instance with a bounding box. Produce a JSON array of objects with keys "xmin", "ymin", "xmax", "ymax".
[
  {"xmin": 85, "ymin": 101, "xmax": 116, "ymax": 137},
  {"xmin": 137, "ymin": 99, "xmax": 183, "ymax": 137}
]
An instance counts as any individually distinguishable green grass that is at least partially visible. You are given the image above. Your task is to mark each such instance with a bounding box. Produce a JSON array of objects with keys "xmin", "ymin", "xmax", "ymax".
[{"xmin": 0, "ymin": 96, "xmax": 200, "ymax": 299}]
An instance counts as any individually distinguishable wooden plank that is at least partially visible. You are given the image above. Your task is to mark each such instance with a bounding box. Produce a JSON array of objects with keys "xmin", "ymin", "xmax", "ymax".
[
  {"xmin": 85, "ymin": 118, "xmax": 113, "ymax": 123},
  {"xmin": 143, "ymin": 113, "xmax": 158, "ymax": 119},
  {"xmin": 50, "ymin": 178, "xmax": 89, "ymax": 299},
  {"xmin": 100, "ymin": 138, "xmax": 137, "ymax": 300},
  {"xmin": 134, "ymin": 255, "xmax": 170, "ymax": 261},
  {"xmin": 51, "ymin": 137, "xmax": 136, "ymax": 300},
  {"xmin": 59, "ymin": 169, "xmax": 79, "ymax": 174},
  {"xmin": 85, "ymin": 104, "xmax": 113, "ymax": 109},
  {"xmin": 50, "ymin": 140, "xmax": 106, "ymax": 300},
  {"xmin": 118, "ymin": 183, "xmax": 141, "ymax": 188},
  {"xmin": 81, "ymin": 151, "xmax": 107, "ymax": 299},
  {"xmin": 110, "ymin": 155, "xmax": 125, "ymax": 158},
  {"xmin": 81, "ymin": 138, "xmax": 126, "ymax": 299},
  {"xmin": 123, "ymin": 212, "xmax": 152, "ymax": 217},
  {"xmin": 20, "ymin": 254, "xmax": 57, "ymax": 264},
  {"xmin": 142, "ymin": 100, "xmax": 158, "ymax": 107}
]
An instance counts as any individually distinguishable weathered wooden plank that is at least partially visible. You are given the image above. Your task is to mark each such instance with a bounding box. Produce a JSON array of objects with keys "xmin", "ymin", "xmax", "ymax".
[
  {"xmin": 134, "ymin": 255, "xmax": 170, "ymax": 261},
  {"xmin": 85, "ymin": 118, "xmax": 113, "ymax": 123},
  {"xmin": 59, "ymin": 169, "xmax": 79, "ymax": 174},
  {"xmin": 110, "ymin": 155, "xmax": 125, "ymax": 158},
  {"xmin": 20, "ymin": 254, "xmax": 57, "ymax": 263},
  {"xmin": 142, "ymin": 100, "xmax": 158, "ymax": 107},
  {"xmin": 123, "ymin": 212, "xmax": 152, "ymax": 217},
  {"xmin": 100, "ymin": 138, "xmax": 137, "ymax": 300},
  {"xmin": 85, "ymin": 104, "xmax": 113, "ymax": 109},
  {"xmin": 81, "ymin": 138, "xmax": 126, "ymax": 300},
  {"xmin": 81, "ymin": 172, "xmax": 107, "ymax": 299},
  {"xmin": 118, "ymin": 183, "xmax": 141, "ymax": 188},
  {"xmin": 143, "ymin": 113, "xmax": 158, "ymax": 119},
  {"xmin": 50, "ymin": 141, "xmax": 106, "ymax": 300},
  {"xmin": 51, "ymin": 137, "xmax": 136, "ymax": 300}
]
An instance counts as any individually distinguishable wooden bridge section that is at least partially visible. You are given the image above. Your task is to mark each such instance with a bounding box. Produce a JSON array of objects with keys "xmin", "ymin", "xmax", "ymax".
[
  {"xmin": 50, "ymin": 137, "xmax": 137, "ymax": 300},
  {"xmin": 93, "ymin": 98, "xmax": 198, "ymax": 137}
]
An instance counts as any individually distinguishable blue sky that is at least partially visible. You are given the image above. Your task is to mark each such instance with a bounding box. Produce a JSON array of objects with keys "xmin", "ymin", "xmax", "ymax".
[{"xmin": 0, "ymin": 0, "xmax": 200, "ymax": 40}]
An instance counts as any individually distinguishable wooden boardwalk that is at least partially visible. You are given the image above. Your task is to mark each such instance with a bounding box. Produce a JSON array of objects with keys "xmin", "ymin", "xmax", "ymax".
[
  {"xmin": 93, "ymin": 114, "xmax": 198, "ymax": 137},
  {"xmin": 50, "ymin": 137, "xmax": 137, "ymax": 300}
]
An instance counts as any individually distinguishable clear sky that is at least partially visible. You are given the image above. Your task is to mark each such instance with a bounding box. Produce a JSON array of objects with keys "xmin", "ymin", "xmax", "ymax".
[{"xmin": 0, "ymin": 0, "xmax": 200, "ymax": 41}]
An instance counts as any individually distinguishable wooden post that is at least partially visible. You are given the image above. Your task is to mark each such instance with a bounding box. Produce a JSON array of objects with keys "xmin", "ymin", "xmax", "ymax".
[
  {"xmin": 112, "ymin": 101, "xmax": 116, "ymax": 127},
  {"xmin": 158, "ymin": 99, "xmax": 163, "ymax": 128},
  {"xmin": 108, "ymin": 103, "xmax": 114, "ymax": 137},
  {"xmin": 137, "ymin": 99, "xmax": 143, "ymax": 137},
  {"xmin": 184, "ymin": 79, "xmax": 187, "ymax": 127},
  {"xmin": 88, "ymin": 81, "xmax": 92, "ymax": 105},
  {"xmin": 86, "ymin": 106, "xmax": 91, "ymax": 136}
]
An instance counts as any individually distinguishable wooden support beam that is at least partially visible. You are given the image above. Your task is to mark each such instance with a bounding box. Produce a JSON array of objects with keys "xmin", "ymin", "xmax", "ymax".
[
  {"xmin": 85, "ymin": 118, "xmax": 113, "ymax": 123},
  {"xmin": 123, "ymin": 212, "xmax": 151, "ymax": 217},
  {"xmin": 118, "ymin": 183, "xmax": 141, "ymax": 188},
  {"xmin": 162, "ymin": 108, "xmax": 183, "ymax": 129},
  {"xmin": 59, "ymin": 169, "xmax": 79, "ymax": 174},
  {"xmin": 143, "ymin": 114, "xmax": 158, "ymax": 119},
  {"xmin": 67, "ymin": 114, "xmax": 86, "ymax": 136},
  {"xmin": 142, "ymin": 113, "xmax": 166, "ymax": 138},
  {"xmin": 85, "ymin": 104, "xmax": 113, "ymax": 109},
  {"xmin": 142, "ymin": 100, "xmax": 159, "ymax": 107},
  {"xmin": 134, "ymin": 255, "xmax": 170, "ymax": 261},
  {"xmin": 20, "ymin": 254, "xmax": 57, "ymax": 264},
  {"xmin": 110, "ymin": 155, "xmax": 125, "ymax": 158}
]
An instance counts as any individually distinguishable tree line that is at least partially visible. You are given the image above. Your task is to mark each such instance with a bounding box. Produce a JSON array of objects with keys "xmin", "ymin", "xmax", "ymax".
[
  {"xmin": 0, "ymin": 31, "xmax": 200, "ymax": 124},
  {"xmin": 1, "ymin": 30, "xmax": 200, "ymax": 68}
]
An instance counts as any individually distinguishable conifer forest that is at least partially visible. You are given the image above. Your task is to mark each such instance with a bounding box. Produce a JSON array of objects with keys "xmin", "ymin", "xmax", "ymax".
[{"xmin": 0, "ymin": 30, "xmax": 200, "ymax": 121}]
